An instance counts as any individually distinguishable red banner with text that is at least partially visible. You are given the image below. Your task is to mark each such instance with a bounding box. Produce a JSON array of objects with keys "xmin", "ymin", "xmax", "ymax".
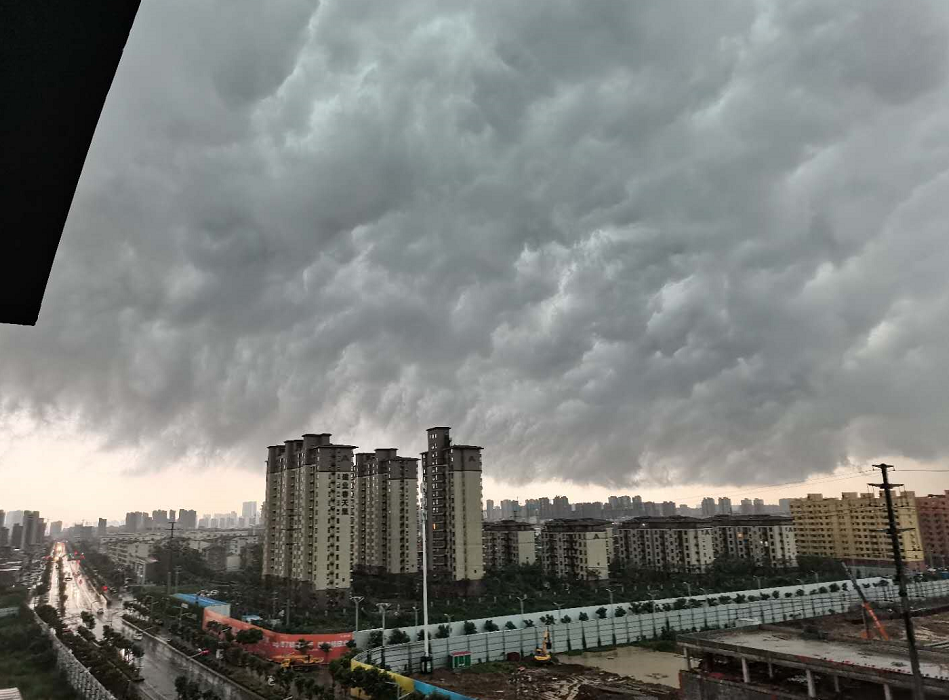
[{"xmin": 203, "ymin": 608, "xmax": 353, "ymax": 662}]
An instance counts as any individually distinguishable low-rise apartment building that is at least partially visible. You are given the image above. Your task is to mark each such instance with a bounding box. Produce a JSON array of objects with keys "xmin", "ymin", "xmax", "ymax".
[
  {"xmin": 790, "ymin": 491, "xmax": 925, "ymax": 573},
  {"xmin": 483, "ymin": 520, "xmax": 536, "ymax": 569},
  {"xmin": 613, "ymin": 514, "xmax": 795, "ymax": 573},
  {"xmin": 614, "ymin": 517, "xmax": 716, "ymax": 573},
  {"xmin": 539, "ymin": 519, "xmax": 612, "ymax": 580}
]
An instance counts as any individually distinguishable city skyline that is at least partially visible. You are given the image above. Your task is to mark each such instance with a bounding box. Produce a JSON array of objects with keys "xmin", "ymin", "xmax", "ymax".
[{"xmin": 6, "ymin": 457, "xmax": 946, "ymax": 526}]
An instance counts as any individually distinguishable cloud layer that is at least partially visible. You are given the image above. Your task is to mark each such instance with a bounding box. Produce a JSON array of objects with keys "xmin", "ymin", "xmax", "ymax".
[{"xmin": 4, "ymin": 0, "xmax": 949, "ymax": 489}]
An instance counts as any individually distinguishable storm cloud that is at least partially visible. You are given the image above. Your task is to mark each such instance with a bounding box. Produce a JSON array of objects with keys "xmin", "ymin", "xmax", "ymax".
[{"xmin": 4, "ymin": 0, "xmax": 949, "ymax": 490}]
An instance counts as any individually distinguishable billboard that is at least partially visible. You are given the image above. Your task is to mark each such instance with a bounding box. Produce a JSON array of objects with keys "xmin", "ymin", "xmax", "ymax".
[{"xmin": 203, "ymin": 608, "xmax": 353, "ymax": 662}]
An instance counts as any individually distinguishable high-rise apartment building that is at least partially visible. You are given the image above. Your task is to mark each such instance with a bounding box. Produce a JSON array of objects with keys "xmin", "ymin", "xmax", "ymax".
[
  {"xmin": 701, "ymin": 498, "xmax": 716, "ymax": 517},
  {"xmin": 49, "ymin": 521, "xmax": 63, "ymax": 538},
  {"xmin": 553, "ymin": 496, "xmax": 571, "ymax": 519},
  {"xmin": 22, "ymin": 511, "xmax": 41, "ymax": 546},
  {"xmin": 420, "ymin": 427, "xmax": 484, "ymax": 581},
  {"xmin": 242, "ymin": 501, "xmax": 258, "ymax": 525},
  {"xmin": 483, "ymin": 520, "xmax": 536, "ymax": 569},
  {"xmin": 739, "ymin": 499, "xmax": 753, "ymax": 514},
  {"xmin": 661, "ymin": 501, "xmax": 677, "ymax": 517},
  {"xmin": 11, "ymin": 524, "xmax": 24, "ymax": 549},
  {"xmin": 177, "ymin": 509, "xmax": 197, "ymax": 530},
  {"xmin": 916, "ymin": 491, "xmax": 949, "ymax": 567},
  {"xmin": 352, "ymin": 448, "xmax": 419, "ymax": 575},
  {"xmin": 262, "ymin": 433, "xmax": 354, "ymax": 592},
  {"xmin": 539, "ymin": 519, "xmax": 612, "ymax": 580},
  {"xmin": 125, "ymin": 512, "xmax": 143, "ymax": 532},
  {"xmin": 0, "ymin": 510, "xmax": 4, "ymax": 528},
  {"xmin": 753, "ymin": 498, "xmax": 765, "ymax": 514},
  {"xmin": 485, "ymin": 499, "xmax": 495, "ymax": 521},
  {"xmin": 717, "ymin": 497, "xmax": 733, "ymax": 515},
  {"xmin": 790, "ymin": 492, "xmax": 925, "ymax": 572},
  {"xmin": 97, "ymin": 518, "xmax": 107, "ymax": 537}
]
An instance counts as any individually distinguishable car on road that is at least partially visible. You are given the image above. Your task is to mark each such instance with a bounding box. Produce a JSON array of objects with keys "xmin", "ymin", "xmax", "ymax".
[{"xmin": 133, "ymin": 632, "xmax": 143, "ymax": 641}]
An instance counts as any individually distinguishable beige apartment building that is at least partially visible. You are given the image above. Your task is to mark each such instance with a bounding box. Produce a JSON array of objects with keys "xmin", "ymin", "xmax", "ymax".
[
  {"xmin": 421, "ymin": 427, "xmax": 484, "ymax": 581},
  {"xmin": 540, "ymin": 519, "xmax": 613, "ymax": 580},
  {"xmin": 483, "ymin": 520, "xmax": 537, "ymax": 569},
  {"xmin": 790, "ymin": 492, "xmax": 925, "ymax": 573},
  {"xmin": 353, "ymin": 448, "xmax": 419, "ymax": 575},
  {"xmin": 262, "ymin": 433, "xmax": 355, "ymax": 592}
]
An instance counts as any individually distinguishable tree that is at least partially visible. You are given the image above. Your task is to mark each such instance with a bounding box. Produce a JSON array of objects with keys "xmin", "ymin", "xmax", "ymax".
[
  {"xmin": 295, "ymin": 638, "xmax": 313, "ymax": 657},
  {"xmin": 595, "ymin": 607, "xmax": 607, "ymax": 619},
  {"xmin": 435, "ymin": 624, "xmax": 451, "ymax": 638},
  {"xmin": 504, "ymin": 621, "xmax": 517, "ymax": 630},
  {"xmin": 388, "ymin": 629, "xmax": 410, "ymax": 644},
  {"xmin": 319, "ymin": 641, "xmax": 333, "ymax": 664},
  {"xmin": 483, "ymin": 619, "xmax": 499, "ymax": 632},
  {"xmin": 614, "ymin": 607, "xmax": 626, "ymax": 618},
  {"xmin": 235, "ymin": 628, "xmax": 264, "ymax": 646}
]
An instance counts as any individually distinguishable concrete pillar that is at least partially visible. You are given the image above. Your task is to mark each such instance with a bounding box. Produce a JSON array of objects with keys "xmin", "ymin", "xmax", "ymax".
[
  {"xmin": 834, "ymin": 675, "xmax": 840, "ymax": 693},
  {"xmin": 883, "ymin": 683, "xmax": 893, "ymax": 700},
  {"xmin": 806, "ymin": 668, "xmax": 816, "ymax": 698},
  {"xmin": 767, "ymin": 661, "xmax": 774, "ymax": 678},
  {"xmin": 685, "ymin": 648, "xmax": 691, "ymax": 670},
  {"xmin": 742, "ymin": 657, "xmax": 751, "ymax": 683}
]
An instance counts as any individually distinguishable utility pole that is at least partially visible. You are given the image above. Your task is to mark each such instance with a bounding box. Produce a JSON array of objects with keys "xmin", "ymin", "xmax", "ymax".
[
  {"xmin": 870, "ymin": 464, "xmax": 925, "ymax": 700},
  {"xmin": 378, "ymin": 602, "xmax": 391, "ymax": 669},
  {"xmin": 351, "ymin": 596, "xmax": 364, "ymax": 632}
]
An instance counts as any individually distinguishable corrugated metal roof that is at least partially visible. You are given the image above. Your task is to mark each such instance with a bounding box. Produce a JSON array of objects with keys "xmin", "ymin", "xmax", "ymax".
[{"xmin": 0, "ymin": 688, "xmax": 24, "ymax": 700}]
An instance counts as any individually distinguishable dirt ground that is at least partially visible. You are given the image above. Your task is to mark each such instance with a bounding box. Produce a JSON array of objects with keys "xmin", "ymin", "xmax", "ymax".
[
  {"xmin": 569, "ymin": 646, "xmax": 687, "ymax": 687},
  {"xmin": 807, "ymin": 603, "xmax": 949, "ymax": 644},
  {"xmin": 425, "ymin": 658, "xmax": 680, "ymax": 700}
]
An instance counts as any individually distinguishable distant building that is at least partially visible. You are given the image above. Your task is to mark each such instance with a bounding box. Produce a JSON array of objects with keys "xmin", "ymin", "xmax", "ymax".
[
  {"xmin": 752, "ymin": 498, "xmax": 765, "ymax": 514},
  {"xmin": 241, "ymin": 501, "xmax": 257, "ymax": 525},
  {"xmin": 421, "ymin": 427, "xmax": 484, "ymax": 581},
  {"xmin": 483, "ymin": 520, "xmax": 536, "ymax": 569},
  {"xmin": 660, "ymin": 501, "xmax": 677, "ymax": 517},
  {"xmin": 916, "ymin": 491, "xmax": 949, "ymax": 567},
  {"xmin": 777, "ymin": 498, "xmax": 792, "ymax": 513},
  {"xmin": 739, "ymin": 498, "xmax": 753, "ymax": 515},
  {"xmin": 125, "ymin": 512, "xmax": 143, "ymax": 533},
  {"xmin": 791, "ymin": 492, "xmax": 925, "ymax": 573},
  {"xmin": 717, "ymin": 497, "xmax": 732, "ymax": 515},
  {"xmin": 10, "ymin": 524, "xmax": 23, "ymax": 549},
  {"xmin": 97, "ymin": 518, "xmax": 107, "ymax": 537},
  {"xmin": 700, "ymin": 498, "xmax": 716, "ymax": 517},
  {"xmin": 539, "ymin": 519, "xmax": 612, "ymax": 580},
  {"xmin": 21, "ymin": 511, "xmax": 41, "ymax": 546},
  {"xmin": 49, "ymin": 521, "xmax": 63, "ymax": 538},
  {"xmin": 553, "ymin": 496, "xmax": 571, "ymax": 519},
  {"xmin": 177, "ymin": 509, "xmax": 197, "ymax": 530},
  {"xmin": 643, "ymin": 501, "xmax": 659, "ymax": 517}
]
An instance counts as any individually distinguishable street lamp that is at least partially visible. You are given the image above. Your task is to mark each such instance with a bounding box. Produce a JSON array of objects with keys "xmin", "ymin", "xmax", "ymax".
[
  {"xmin": 684, "ymin": 582, "xmax": 692, "ymax": 598},
  {"xmin": 412, "ymin": 606, "xmax": 419, "ymax": 629},
  {"xmin": 378, "ymin": 603, "xmax": 391, "ymax": 669},
  {"xmin": 516, "ymin": 594, "xmax": 527, "ymax": 616},
  {"xmin": 351, "ymin": 596, "xmax": 365, "ymax": 632}
]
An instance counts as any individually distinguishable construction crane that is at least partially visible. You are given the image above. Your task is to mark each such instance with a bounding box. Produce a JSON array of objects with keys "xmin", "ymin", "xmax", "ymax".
[{"xmin": 842, "ymin": 562, "xmax": 889, "ymax": 641}]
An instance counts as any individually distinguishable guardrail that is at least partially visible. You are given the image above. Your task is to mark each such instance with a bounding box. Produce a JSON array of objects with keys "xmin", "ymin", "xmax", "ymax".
[
  {"xmin": 34, "ymin": 613, "xmax": 118, "ymax": 700},
  {"xmin": 355, "ymin": 577, "xmax": 949, "ymax": 674}
]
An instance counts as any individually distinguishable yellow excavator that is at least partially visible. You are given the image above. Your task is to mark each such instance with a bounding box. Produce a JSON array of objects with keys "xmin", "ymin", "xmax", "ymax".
[{"xmin": 533, "ymin": 628, "xmax": 553, "ymax": 664}]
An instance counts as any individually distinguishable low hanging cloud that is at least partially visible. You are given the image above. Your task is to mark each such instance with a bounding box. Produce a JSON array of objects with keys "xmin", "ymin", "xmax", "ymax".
[{"xmin": 3, "ymin": 0, "xmax": 949, "ymax": 490}]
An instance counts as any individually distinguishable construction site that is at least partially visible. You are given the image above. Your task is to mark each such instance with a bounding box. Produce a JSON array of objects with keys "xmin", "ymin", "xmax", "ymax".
[{"xmin": 678, "ymin": 600, "xmax": 949, "ymax": 699}]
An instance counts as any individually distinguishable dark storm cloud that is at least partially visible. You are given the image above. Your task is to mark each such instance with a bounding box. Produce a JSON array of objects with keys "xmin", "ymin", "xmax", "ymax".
[{"xmin": 3, "ymin": 0, "xmax": 949, "ymax": 488}]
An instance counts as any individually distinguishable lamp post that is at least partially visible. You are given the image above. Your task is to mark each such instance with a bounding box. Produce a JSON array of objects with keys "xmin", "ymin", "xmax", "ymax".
[
  {"xmin": 684, "ymin": 582, "xmax": 692, "ymax": 598},
  {"xmin": 378, "ymin": 603, "xmax": 391, "ymax": 669},
  {"xmin": 605, "ymin": 588, "xmax": 617, "ymax": 645},
  {"xmin": 516, "ymin": 594, "xmax": 527, "ymax": 616},
  {"xmin": 351, "ymin": 596, "xmax": 364, "ymax": 632},
  {"xmin": 412, "ymin": 606, "xmax": 419, "ymax": 629}
]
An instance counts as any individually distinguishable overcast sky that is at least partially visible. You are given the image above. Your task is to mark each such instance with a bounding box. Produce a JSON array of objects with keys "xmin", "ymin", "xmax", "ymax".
[{"xmin": 4, "ymin": 0, "xmax": 949, "ymax": 524}]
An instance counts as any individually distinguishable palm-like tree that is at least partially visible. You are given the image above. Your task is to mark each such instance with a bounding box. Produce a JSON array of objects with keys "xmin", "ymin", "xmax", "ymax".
[{"xmin": 319, "ymin": 642, "xmax": 332, "ymax": 664}]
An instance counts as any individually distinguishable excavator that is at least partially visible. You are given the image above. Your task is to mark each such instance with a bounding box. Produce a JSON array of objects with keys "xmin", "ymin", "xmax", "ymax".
[
  {"xmin": 533, "ymin": 628, "xmax": 554, "ymax": 664},
  {"xmin": 842, "ymin": 562, "xmax": 889, "ymax": 641}
]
